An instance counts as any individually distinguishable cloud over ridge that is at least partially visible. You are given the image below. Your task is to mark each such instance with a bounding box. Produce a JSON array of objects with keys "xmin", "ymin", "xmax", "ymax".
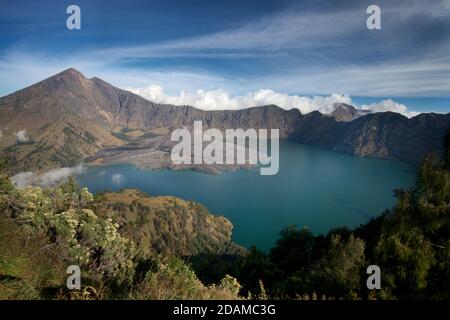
[{"xmin": 128, "ymin": 85, "xmax": 417, "ymax": 117}]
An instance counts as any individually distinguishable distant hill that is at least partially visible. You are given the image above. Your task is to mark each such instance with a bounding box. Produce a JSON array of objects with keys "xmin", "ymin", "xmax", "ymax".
[{"xmin": 1, "ymin": 68, "xmax": 449, "ymax": 173}]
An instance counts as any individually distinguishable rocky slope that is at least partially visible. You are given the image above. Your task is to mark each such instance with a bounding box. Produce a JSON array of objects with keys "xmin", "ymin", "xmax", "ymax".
[
  {"xmin": 93, "ymin": 189, "xmax": 245, "ymax": 257},
  {"xmin": 293, "ymin": 111, "xmax": 450, "ymax": 163},
  {"xmin": 327, "ymin": 103, "xmax": 370, "ymax": 122},
  {"xmin": 0, "ymin": 68, "xmax": 449, "ymax": 173}
]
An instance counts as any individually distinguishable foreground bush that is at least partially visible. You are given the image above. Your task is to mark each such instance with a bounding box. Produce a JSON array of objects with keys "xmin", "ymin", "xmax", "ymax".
[
  {"xmin": 0, "ymin": 169, "xmax": 242, "ymax": 300},
  {"xmin": 129, "ymin": 257, "xmax": 241, "ymax": 300}
]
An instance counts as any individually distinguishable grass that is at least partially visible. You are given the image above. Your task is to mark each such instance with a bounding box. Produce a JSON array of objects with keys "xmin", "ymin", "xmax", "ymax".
[{"xmin": 0, "ymin": 216, "xmax": 66, "ymax": 299}]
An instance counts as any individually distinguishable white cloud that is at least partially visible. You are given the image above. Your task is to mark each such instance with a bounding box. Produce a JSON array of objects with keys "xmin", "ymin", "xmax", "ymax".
[
  {"xmin": 15, "ymin": 129, "xmax": 29, "ymax": 143},
  {"xmin": 111, "ymin": 173, "xmax": 125, "ymax": 185},
  {"xmin": 39, "ymin": 165, "xmax": 86, "ymax": 187},
  {"xmin": 10, "ymin": 172, "xmax": 35, "ymax": 188},
  {"xmin": 11, "ymin": 165, "xmax": 86, "ymax": 188},
  {"xmin": 128, "ymin": 85, "xmax": 419, "ymax": 116},
  {"xmin": 361, "ymin": 99, "xmax": 419, "ymax": 118},
  {"xmin": 128, "ymin": 85, "xmax": 352, "ymax": 114},
  {"xmin": 237, "ymin": 91, "xmax": 352, "ymax": 114}
]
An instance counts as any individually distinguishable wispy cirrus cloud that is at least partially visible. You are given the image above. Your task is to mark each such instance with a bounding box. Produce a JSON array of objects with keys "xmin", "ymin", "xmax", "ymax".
[
  {"xmin": 254, "ymin": 57, "xmax": 450, "ymax": 97},
  {"xmin": 87, "ymin": 0, "xmax": 450, "ymax": 62},
  {"xmin": 0, "ymin": 0, "xmax": 449, "ymax": 110},
  {"xmin": 90, "ymin": 9, "xmax": 360, "ymax": 61},
  {"xmin": 1, "ymin": 46, "xmax": 450, "ymax": 100}
]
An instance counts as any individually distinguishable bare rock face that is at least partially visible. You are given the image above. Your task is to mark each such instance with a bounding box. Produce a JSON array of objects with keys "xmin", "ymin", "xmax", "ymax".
[{"xmin": 1, "ymin": 68, "xmax": 449, "ymax": 173}]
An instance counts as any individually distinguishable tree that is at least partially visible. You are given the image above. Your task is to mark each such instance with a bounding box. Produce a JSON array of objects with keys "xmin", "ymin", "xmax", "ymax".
[
  {"xmin": 0, "ymin": 157, "xmax": 13, "ymax": 193},
  {"xmin": 236, "ymin": 246, "xmax": 277, "ymax": 298},
  {"xmin": 308, "ymin": 234, "xmax": 366, "ymax": 297},
  {"xmin": 374, "ymin": 152, "xmax": 450, "ymax": 298},
  {"xmin": 269, "ymin": 226, "xmax": 316, "ymax": 274}
]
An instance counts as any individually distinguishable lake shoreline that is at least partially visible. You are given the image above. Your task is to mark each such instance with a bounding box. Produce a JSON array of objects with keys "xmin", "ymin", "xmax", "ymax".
[{"xmin": 77, "ymin": 141, "xmax": 416, "ymax": 251}]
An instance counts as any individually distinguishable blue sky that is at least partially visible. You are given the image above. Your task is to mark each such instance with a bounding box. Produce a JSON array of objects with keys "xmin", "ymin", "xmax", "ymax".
[{"xmin": 0, "ymin": 0, "xmax": 449, "ymax": 114}]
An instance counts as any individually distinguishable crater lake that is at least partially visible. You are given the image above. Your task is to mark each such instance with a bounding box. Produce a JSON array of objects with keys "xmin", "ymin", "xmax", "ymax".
[{"xmin": 76, "ymin": 141, "xmax": 415, "ymax": 251}]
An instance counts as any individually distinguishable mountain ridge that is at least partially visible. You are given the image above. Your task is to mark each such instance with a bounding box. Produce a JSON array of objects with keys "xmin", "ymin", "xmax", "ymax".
[{"xmin": 1, "ymin": 68, "xmax": 449, "ymax": 173}]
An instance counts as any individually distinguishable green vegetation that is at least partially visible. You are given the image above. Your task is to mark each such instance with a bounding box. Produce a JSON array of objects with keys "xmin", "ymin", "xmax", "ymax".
[
  {"xmin": 204, "ymin": 135, "xmax": 450, "ymax": 299},
  {"xmin": 0, "ymin": 133, "xmax": 449, "ymax": 300},
  {"xmin": 190, "ymin": 134, "xmax": 450, "ymax": 300},
  {"xmin": 93, "ymin": 189, "xmax": 245, "ymax": 257},
  {"xmin": 0, "ymin": 163, "xmax": 242, "ymax": 300}
]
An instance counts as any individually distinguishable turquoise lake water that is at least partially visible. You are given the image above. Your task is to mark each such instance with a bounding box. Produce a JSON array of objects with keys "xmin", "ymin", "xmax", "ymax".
[{"xmin": 75, "ymin": 141, "xmax": 416, "ymax": 251}]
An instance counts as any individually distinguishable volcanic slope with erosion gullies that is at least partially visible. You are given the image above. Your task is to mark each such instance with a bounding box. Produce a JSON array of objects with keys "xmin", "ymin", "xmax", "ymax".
[{"xmin": 0, "ymin": 68, "xmax": 449, "ymax": 174}]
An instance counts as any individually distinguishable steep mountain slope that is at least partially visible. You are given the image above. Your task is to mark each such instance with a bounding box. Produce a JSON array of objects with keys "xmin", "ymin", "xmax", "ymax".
[
  {"xmin": 293, "ymin": 111, "xmax": 450, "ymax": 163},
  {"xmin": 0, "ymin": 69, "xmax": 301, "ymax": 173},
  {"xmin": 90, "ymin": 75, "xmax": 301, "ymax": 135},
  {"xmin": 0, "ymin": 68, "xmax": 449, "ymax": 173},
  {"xmin": 0, "ymin": 69, "xmax": 125, "ymax": 171}
]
